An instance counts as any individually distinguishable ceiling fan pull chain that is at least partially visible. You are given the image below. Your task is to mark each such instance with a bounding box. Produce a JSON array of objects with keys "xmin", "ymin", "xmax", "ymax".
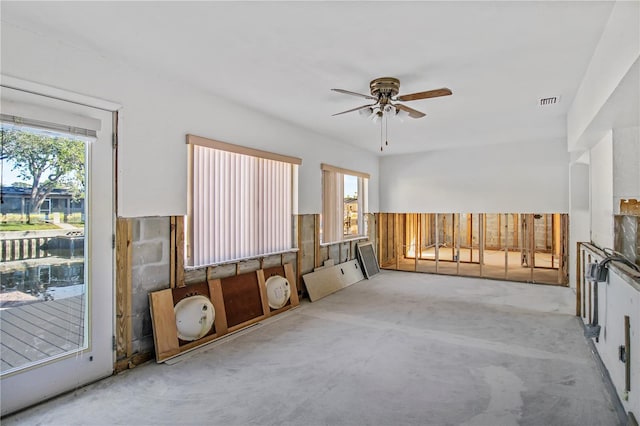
[
  {"xmin": 380, "ymin": 117, "xmax": 383, "ymax": 152},
  {"xmin": 385, "ymin": 114, "xmax": 389, "ymax": 147}
]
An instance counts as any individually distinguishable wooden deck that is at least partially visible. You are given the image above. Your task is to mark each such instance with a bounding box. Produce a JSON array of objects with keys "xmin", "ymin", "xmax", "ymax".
[{"xmin": 0, "ymin": 295, "xmax": 85, "ymax": 373}]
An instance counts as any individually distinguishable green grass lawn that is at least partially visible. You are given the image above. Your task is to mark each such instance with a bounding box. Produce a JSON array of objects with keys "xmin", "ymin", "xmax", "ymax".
[
  {"xmin": 1, "ymin": 213, "xmax": 84, "ymax": 231},
  {"xmin": 0, "ymin": 222, "xmax": 63, "ymax": 231}
]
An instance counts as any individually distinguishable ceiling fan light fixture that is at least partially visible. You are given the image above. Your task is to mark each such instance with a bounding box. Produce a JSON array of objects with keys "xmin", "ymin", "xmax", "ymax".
[
  {"xmin": 371, "ymin": 110, "xmax": 383, "ymax": 124},
  {"xmin": 383, "ymin": 104, "xmax": 396, "ymax": 116},
  {"xmin": 359, "ymin": 107, "xmax": 373, "ymax": 118}
]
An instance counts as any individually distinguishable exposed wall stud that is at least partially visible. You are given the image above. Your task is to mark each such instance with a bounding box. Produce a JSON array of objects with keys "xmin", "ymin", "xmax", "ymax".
[
  {"xmin": 175, "ymin": 216, "xmax": 185, "ymax": 287},
  {"xmin": 170, "ymin": 216, "xmax": 176, "ymax": 289},
  {"xmin": 115, "ymin": 217, "xmax": 133, "ymax": 361}
]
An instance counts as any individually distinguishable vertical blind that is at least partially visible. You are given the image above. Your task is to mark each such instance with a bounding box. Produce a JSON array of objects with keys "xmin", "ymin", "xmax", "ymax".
[{"xmin": 187, "ymin": 135, "xmax": 301, "ymax": 267}]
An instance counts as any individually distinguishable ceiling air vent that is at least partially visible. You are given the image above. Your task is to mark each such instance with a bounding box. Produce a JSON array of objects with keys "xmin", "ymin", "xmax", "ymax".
[{"xmin": 539, "ymin": 96, "xmax": 560, "ymax": 106}]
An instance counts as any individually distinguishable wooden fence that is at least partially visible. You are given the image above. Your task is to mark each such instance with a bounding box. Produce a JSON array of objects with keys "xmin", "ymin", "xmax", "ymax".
[{"xmin": 1, "ymin": 237, "xmax": 52, "ymax": 262}]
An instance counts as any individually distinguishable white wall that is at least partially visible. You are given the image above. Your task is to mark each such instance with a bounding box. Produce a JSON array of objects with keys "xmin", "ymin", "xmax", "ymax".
[
  {"xmin": 569, "ymin": 161, "xmax": 590, "ymax": 288},
  {"xmin": 0, "ymin": 22, "xmax": 379, "ymax": 217},
  {"xmin": 613, "ymin": 127, "xmax": 640, "ymax": 211},
  {"xmin": 567, "ymin": 1, "xmax": 640, "ymax": 151},
  {"xmin": 378, "ymin": 139, "xmax": 569, "ymax": 213},
  {"xmin": 590, "ymin": 132, "xmax": 614, "ymax": 249}
]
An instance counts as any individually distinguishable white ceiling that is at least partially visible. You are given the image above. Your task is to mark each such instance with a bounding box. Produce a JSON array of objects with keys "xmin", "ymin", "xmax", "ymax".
[{"xmin": 1, "ymin": 1, "xmax": 615, "ymax": 155}]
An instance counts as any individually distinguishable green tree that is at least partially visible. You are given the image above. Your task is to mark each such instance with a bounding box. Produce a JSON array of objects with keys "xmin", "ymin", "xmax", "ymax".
[{"xmin": 1, "ymin": 128, "xmax": 85, "ymax": 221}]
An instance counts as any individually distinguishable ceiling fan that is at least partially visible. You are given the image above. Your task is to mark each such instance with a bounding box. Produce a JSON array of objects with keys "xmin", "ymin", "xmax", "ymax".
[{"xmin": 331, "ymin": 77, "xmax": 452, "ymax": 119}]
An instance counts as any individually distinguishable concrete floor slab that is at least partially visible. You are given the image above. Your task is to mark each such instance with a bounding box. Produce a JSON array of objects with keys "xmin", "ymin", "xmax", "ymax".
[{"xmin": 3, "ymin": 271, "xmax": 620, "ymax": 425}]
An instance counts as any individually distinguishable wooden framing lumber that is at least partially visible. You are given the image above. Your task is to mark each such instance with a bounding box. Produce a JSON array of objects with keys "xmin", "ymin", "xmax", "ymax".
[
  {"xmin": 170, "ymin": 216, "xmax": 176, "ymax": 289},
  {"xmin": 504, "ymin": 214, "xmax": 508, "ymax": 280},
  {"xmin": 115, "ymin": 217, "xmax": 133, "ymax": 361},
  {"xmin": 479, "ymin": 214, "xmax": 484, "ymax": 277},
  {"xmin": 529, "ymin": 214, "xmax": 535, "ymax": 282},
  {"xmin": 297, "ymin": 215, "xmax": 303, "ymax": 295},
  {"xmin": 394, "ymin": 214, "xmax": 400, "ymax": 270},
  {"xmin": 175, "ymin": 216, "xmax": 185, "ymax": 287},
  {"xmin": 314, "ymin": 214, "xmax": 321, "ymax": 269},
  {"xmin": 435, "ymin": 214, "xmax": 440, "ymax": 274}
]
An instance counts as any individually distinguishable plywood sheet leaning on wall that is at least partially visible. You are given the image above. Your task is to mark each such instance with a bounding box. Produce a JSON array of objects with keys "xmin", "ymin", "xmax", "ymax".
[
  {"xmin": 149, "ymin": 263, "xmax": 298, "ymax": 362},
  {"xmin": 303, "ymin": 259, "xmax": 365, "ymax": 302}
]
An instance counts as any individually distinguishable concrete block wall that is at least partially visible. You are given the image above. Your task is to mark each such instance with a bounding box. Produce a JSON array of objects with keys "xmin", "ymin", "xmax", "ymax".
[
  {"xmin": 124, "ymin": 213, "xmax": 363, "ymax": 362},
  {"xmin": 484, "ymin": 214, "xmax": 500, "ymax": 248},
  {"xmin": 533, "ymin": 215, "xmax": 552, "ymax": 250},
  {"xmin": 130, "ymin": 217, "xmax": 170, "ymax": 355}
]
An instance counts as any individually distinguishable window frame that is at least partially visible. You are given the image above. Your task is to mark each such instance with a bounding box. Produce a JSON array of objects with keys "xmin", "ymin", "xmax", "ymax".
[{"xmin": 320, "ymin": 163, "xmax": 369, "ymax": 244}]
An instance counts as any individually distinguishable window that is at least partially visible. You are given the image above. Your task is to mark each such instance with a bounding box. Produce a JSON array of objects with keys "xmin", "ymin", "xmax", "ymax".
[
  {"xmin": 321, "ymin": 163, "xmax": 369, "ymax": 244},
  {"xmin": 186, "ymin": 135, "xmax": 301, "ymax": 267}
]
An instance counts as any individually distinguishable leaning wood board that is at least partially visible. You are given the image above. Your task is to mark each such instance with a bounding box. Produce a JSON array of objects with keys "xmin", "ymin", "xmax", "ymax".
[{"xmin": 303, "ymin": 259, "xmax": 365, "ymax": 302}]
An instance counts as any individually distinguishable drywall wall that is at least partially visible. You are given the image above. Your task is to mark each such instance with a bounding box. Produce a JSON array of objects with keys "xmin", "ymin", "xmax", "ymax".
[
  {"xmin": 568, "ymin": 1, "xmax": 640, "ymax": 151},
  {"xmin": 0, "ymin": 22, "xmax": 378, "ymax": 217},
  {"xmin": 613, "ymin": 127, "xmax": 640, "ymax": 212},
  {"xmin": 590, "ymin": 132, "xmax": 614, "ymax": 250},
  {"xmin": 378, "ymin": 139, "xmax": 569, "ymax": 213},
  {"xmin": 569, "ymin": 162, "xmax": 591, "ymax": 288}
]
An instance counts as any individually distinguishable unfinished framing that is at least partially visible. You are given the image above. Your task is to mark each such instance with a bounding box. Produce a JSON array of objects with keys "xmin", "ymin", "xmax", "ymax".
[{"xmin": 377, "ymin": 213, "xmax": 569, "ymax": 286}]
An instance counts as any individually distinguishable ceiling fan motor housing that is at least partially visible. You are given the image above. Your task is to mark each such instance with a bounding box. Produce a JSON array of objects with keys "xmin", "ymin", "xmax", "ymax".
[{"xmin": 370, "ymin": 77, "xmax": 400, "ymax": 101}]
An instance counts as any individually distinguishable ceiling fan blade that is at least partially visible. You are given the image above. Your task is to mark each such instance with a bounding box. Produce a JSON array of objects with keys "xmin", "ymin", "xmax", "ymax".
[
  {"xmin": 395, "ymin": 88, "xmax": 452, "ymax": 102},
  {"xmin": 395, "ymin": 103, "xmax": 426, "ymax": 119},
  {"xmin": 331, "ymin": 88, "xmax": 377, "ymax": 100},
  {"xmin": 332, "ymin": 104, "xmax": 375, "ymax": 116}
]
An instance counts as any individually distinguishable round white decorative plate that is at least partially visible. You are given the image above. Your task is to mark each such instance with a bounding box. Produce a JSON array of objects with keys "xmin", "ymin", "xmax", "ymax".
[
  {"xmin": 265, "ymin": 275, "xmax": 291, "ymax": 310},
  {"xmin": 174, "ymin": 295, "xmax": 215, "ymax": 341}
]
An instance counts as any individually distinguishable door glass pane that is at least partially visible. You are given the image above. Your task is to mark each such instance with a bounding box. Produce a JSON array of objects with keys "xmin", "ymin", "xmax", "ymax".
[{"xmin": 1, "ymin": 125, "xmax": 88, "ymax": 375}]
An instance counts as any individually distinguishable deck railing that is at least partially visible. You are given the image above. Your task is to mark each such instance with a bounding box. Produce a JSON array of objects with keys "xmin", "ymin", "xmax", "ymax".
[{"xmin": 1, "ymin": 237, "xmax": 52, "ymax": 262}]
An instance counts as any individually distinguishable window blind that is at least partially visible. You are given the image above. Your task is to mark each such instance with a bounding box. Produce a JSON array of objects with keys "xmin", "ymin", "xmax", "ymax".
[
  {"xmin": 0, "ymin": 114, "xmax": 97, "ymax": 139},
  {"xmin": 187, "ymin": 135, "xmax": 300, "ymax": 267}
]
